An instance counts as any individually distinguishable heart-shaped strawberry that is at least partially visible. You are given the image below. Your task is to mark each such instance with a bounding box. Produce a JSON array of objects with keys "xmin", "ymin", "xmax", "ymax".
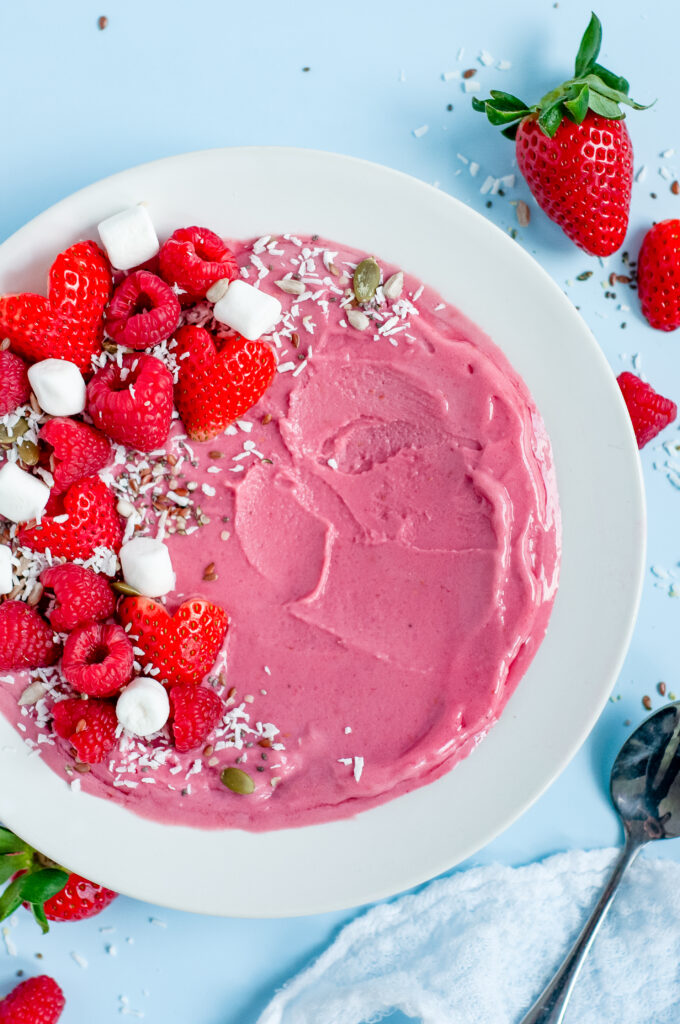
[
  {"xmin": 173, "ymin": 325, "xmax": 276, "ymax": 442},
  {"xmin": 0, "ymin": 241, "xmax": 112, "ymax": 373},
  {"xmin": 19, "ymin": 476, "xmax": 123, "ymax": 561},
  {"xmin": 117, "ymin": 596, "xmax": 229, "ymax": 687}
]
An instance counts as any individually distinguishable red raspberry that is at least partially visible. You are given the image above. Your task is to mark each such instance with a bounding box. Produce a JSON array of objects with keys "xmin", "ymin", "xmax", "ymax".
[
  {"xmin": 617, "ymin": 372, "xmax": 677, "ymax": 448},
  {"xmin": 61, "ymin": 622, "xmax": 134, "ymax": 696},
  {"xmin": 43, "ymin": 873, "xmax": 117, "ymax": 922},
  {"xmin": 41, "ymin": 564, "xmax": 116, "ymax": 632},
  {"xmin": 19, "ymin": 476, "xmax": 123, "ymax": 561},
  {"xmin": 86, "ymin": 353, "xmax": 173, "ymax": 452},
  {"xmin": 158, "ymin": 226, "xmax": 239, "ymax": 298},
  {"xmin": 39, "ymin": 417, "xmax": 111, "ymax": 494},
  {"xmin": 0, "ymin": 602, "xmax": 59, "ymax": 671},
  {"xmin": 52, "ymin": 697, "xmax": 118, "ymax": 763},
  {"xmin": 169, "ymin": 682, "xmax": 224, "ymax": 752},
  {"xmin": 105, "ymin": 270, "xmax": 181, "ymax": 350},
  {"xmin": 0, "ymin": 975, "xmax": 65, "ymax": 1024},
  {"xmin": 0, "ymin": 349, "xmax": 30, "ymax": 414}
]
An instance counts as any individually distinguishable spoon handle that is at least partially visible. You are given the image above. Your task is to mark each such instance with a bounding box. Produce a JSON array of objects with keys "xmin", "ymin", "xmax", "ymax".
[{"xmin": 517, "ymin": 832, "xmax": 645, "ymax": 1024}]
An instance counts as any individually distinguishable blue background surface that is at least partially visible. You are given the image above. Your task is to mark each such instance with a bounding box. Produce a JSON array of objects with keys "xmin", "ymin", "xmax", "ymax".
[{"xmin": 1, "ymin": 0, "xmax": 679, "ymax": 1020}]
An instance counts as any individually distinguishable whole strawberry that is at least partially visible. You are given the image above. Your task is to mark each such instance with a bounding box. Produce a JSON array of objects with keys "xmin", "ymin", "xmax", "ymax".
[
  {"xmin": 0, "ymin": 825, "xmax": 116, "ymax": 933},
  {"xmin": 0, "ymin": 975, "xmax": 65, "ymax": 1023},
  {"xmin": 617, "ymin": 371, "xmax": 677, "ymax": 448},
  {"xmin": 0, "ymin": 349, "xmax": 30, "ymax": 415},
  {"xmin": 637, "ymin": 220, "xmax": 680, "ymax": 331},
  {"xmin": 473, "ymin": 14, "xmax": 648, "ymax": 256}
]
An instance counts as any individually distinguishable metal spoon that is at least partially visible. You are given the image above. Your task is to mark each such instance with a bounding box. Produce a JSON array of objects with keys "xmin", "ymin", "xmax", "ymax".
[{"xmin": 519, "ymin": 701, "xmax": 680, "ymax": 1024}]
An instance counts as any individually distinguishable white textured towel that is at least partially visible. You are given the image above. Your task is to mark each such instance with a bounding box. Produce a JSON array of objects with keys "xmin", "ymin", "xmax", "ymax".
[{"xmin": 258, "ymin": 849, "xmax": 680, "ymax": 1024}]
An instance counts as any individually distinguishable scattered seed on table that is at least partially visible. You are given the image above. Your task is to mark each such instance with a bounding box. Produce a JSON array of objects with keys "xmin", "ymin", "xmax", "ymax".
[
  {"xmin": 659, "ymin": 681, "xmax": 667, "ymax": 696},
  {"xmin": 462, "ymin": 68, "xmax": 477, "ymax": 79},
  {"xmin": 642, "ymin": 695, "xmax": 652, "ymax": 711},
  {"xmin": 672, "ymin": 181, "xmax": 680, "ymax": 196},
  {"xmin": 516, "ymin": 201, "xmax": 530, "ymax": 227},
  {"xmin": 97, "ymin": 15, "xmax": 108, "ymax": 29}
]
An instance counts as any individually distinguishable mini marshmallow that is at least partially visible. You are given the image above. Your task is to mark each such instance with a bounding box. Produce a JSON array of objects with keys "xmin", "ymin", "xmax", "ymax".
[
  {"xmin": 213, "ymin": 279, "xmax": 282, "ymax": 340},
  {"xmin": 27, "ymin": 359, "xmax": 86, "ymax": 416},
  {"xmin": 97, "ymin": 205, "xmax": 159, "ymax": 271},
  {"xmin": 0, "ymin": 463, "xmax": 50, "ymax": 524},
  {"xmin": 116, "ymin": 677, "xmax": 170, "ymax": 737},
  {"xmin": 0, "ymin": 546, "xmax": 13, "ymax": 595},
  {"xmin": 119, "ymin": 537, "xmax": 176, "ymax": 597}
]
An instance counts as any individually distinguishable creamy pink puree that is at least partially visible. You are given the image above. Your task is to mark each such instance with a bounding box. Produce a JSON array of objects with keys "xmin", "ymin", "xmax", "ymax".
[{"xmin": 1, "ymin": 233, "xmax": 560, "ymax": 831}]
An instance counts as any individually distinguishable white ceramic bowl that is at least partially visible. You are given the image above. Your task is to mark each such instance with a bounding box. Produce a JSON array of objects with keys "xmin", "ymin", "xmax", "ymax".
[{"xmin": 0, "ymin": 148, "xmax": 645, "ymax": 916}]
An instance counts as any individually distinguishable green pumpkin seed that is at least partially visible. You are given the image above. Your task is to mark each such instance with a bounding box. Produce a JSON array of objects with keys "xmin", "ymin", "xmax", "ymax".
[
  {"xmin": 0, "ymin": 418, "xmax": 29, "ymax": 445},
  {"xmin": 353, "ymin": 257, "xmax": 381, "ymax": 304},
  {"xmin": 111, "ymin": 581, "xmax": 141, "ymax": 597},
  {"xmin": 221, "ymin": 766, "xmax": 255, "ymax": 795},
  {"xmin": 17, "ymin": 440, "xmax": 40, "ymax": 465}
]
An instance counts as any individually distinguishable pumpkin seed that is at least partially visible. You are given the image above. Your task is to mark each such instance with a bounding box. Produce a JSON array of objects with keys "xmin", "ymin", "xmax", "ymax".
[
  {"xmin": 0, "ymin": 418, "xmax": 28, "ymax": 445},
  {"xmin": 353, "ymin": 257, "xmax": 381, "ymax": 304},
  {"xmin": 347, "ymin": 309, "xmax": 370, "ymax": 332},
  {"xmin": 221, "ymin": 766, "xmax": 255, "ymax": 795},
  {"xmin": 112, "ymin": 581, "xmax": 141, "ymax": 597},
  {"xmin": 17, "ymin": 440, "xmax": 40, "ymax": 465}
]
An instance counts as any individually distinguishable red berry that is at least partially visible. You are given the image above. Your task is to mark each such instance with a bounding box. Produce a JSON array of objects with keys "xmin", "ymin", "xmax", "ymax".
[
  {"xmin": 173, "ymin": 325, "xmax": 276, "ymax": 441},
  {"xmin": 0, "ymin": 602, "xmax": 59, "ymax": 671},
  {"xmin": 61, "ymin": 622, "xmax": 134, "ymax": 697},
  {"xmin": 170, "ymin": 682, "xmax": 224, "ymax": 752},
  {"xmin": 0, "ymin": 350, "xmax": 30, "ymax": 414},
  {"xmin": 41, "ymin": 563, "xmax": 116, "ymax": 632},
  {"xmin": 43, "ymin": 873, "xmax": 117, "ymax": 922},
  {"xmin": 158, "ymin": 226, "xmax": 239, "ymax": 298},
  {"xmin": 516, "ymin": 112, "xmax": 633, "ymax": 257},
  {"xmin": 0, "ymin": 975, "xmax": 65, "ymax": 1024},
  {"xmin": 637, "ymin": 219, "xmax": 680, "ymax": 331},
  {"xmin": 19, "ymin": 476, "xmax": 123, "ymax": 561},
  {"xmin": 86, "ymin": 353, "xmax": 173, "ymax": 452},
  {"xmin": 117, "ymin": 596, "xmax": 229, "ymax": 687},
  {"xmin": 52, "ymin": 697, "xmax": 117, "ymax": 763},
  {"xmin": 0, "ymin": 241, "xmax": 111, "ymax": 372},
  {"xmin": 105, "ymin": 270, "xmax": 180, "ymax": 350},
  {"xmin": 617, "ymin": 372, "xmax": 677, "ymax": 448},
  {"xmin": 39, "ymin": 417, "xmax": 111, "ymax": 494}
]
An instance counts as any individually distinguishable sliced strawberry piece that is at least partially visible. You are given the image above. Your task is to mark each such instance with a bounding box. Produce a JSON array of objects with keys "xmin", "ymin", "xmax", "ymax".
[
  {"xmin": 19, "ymin": 476, "xmax": 123, "ymax": 561},
  {"xmin": 52, "ymin": 696, "xmax": 118, "ymax": 764},
  {"xmin": 0, "ymin": 241, "xmax": 111, "ymax": 372},
  {"xmin": 117, "ymin": 596, "xmax": 228, "ymax": 687},
  {"xmin": 169, "ymin": 682, "xmax": 224, "ymax": 751},
  {"xmin": 617, "ymin": 371, "xmax": 677, "ymax": 448},
  {"xmin": 86, "ymin": 353, "xmax": 173, "ymax": 452},
  {"xmin": 158, "ymin": 226, "xmax": 239, "ymax": 298},
  {"xmin": 173, "ymin": 325, "xmax": 276, "ymax": 441},
  {"xmin": 105, "ymin": 270, "xmax": 180, "ymax": 350},
  {"xmin": 0, "ymin": 602, "xmax": 59, "ymax": 671},
  {"xmin": 61, "ymin": 622, "xmax": 134, "ymax": 697},
  {"xmin": 39, "ymin": 417, "xmax": 111, "ymax": 494},
  {"xmin": 41, "ymin": 563, "xmax": 116, "ymax": 632}
]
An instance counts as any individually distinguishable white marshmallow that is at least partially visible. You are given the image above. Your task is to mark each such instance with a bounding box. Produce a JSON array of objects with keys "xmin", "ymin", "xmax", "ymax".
[
  {"xmin": 0, "ymin": 463, "xmax": 50, "ymax": 524},
  {"xmin": 97, "ymin": 205, "xmax": 159, "ymax": 271},
  {"xmin": 213, "ymin": 279, "xmax": 282, "ymax": 340},
  {"xmin": 27, "ymin": 359, "xmax": 86, "ymax": 416},
  {"xmin": 116, "ymin": 677, "xmax": 170, "ymax": 737},
  {"xmin": 119, "ymin": 536, "xmax": 176, "ymax": 597},
  {"xmin": 0, "ymin": 546, "xmax": 13, "ymax": 595}
]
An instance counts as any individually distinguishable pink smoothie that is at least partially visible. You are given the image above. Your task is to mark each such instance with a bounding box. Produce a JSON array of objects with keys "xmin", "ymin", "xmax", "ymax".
[{"xmin": 0, "ymin": 232, "xmax": 560, "ymax": 831}]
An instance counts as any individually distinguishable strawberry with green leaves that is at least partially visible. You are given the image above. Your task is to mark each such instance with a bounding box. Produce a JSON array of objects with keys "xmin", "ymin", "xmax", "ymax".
[
  {"xmin": 474, "ymin": 13, "xmax": 649, "ymax": 256},
  {"xmin": 0, "ymin": 826, "xmax": 116, "ymax": 933}
]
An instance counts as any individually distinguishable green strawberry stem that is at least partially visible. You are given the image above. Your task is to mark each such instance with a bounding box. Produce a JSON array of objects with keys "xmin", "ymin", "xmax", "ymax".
[
  {"xmin": 472, "ymin": 12, "xmax": 651, "ymax": 139},
  {"xmin": 0, "ymin": 826, "xmax": 68, "ymax": 933}
]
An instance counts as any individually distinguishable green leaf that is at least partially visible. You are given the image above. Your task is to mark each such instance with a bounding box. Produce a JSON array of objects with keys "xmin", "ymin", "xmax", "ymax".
[
  {"xmin": 471, "ymin": 96, "xmax": 487, "ymax": 113},
  {"xmin": 20, "ymin": 868, "xmax": 68, "ymax": 905},
  {"xmin": 0, "ymin": 829, "xmax": 28, "ymax": 855},
  {"xmin": 583, "ymin": 73, "xmax": 630, "ymax": 104},
  {"xmin": 591, "ymin": 62, "xmax": 629, "ymax": 95},
  {"xmin": 486, "ymin": 105, "xmax": 526, "ymax": 127},
  {"xmin": 0, "ymin": 877, "xmax": 27, "ymax": 922},
  {"xmin": 489, "ymin": 90, "xmax": 531, "ymax": 112},
  {"xmin": 501, "ymin": 123, "xmax": 520, "ymax": 140},
  {"xmin": 588, "ymin": 91, "xmax": 624, "ymax": 118},
  {"xmin": 564, "ymin": 83, "xmax": 590, "ymax": 124},
  {"xmin": 574, "ymin": 12, "xmax": 603, "ymax": 77},
  {"xmin": 30, "ymin": 903, "xmax": 49, "ymax": 935},
  {"xmin": 538, "ymin": 102, "xmax": 564, "ymax": 138},
  {"xmin": 0, "ymin": 853, "xmax": 31, "ymax": 886}
]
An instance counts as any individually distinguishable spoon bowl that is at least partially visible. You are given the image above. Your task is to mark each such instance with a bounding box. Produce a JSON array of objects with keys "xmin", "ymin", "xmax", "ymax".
[{"xmin": 611, "ymin": 701, "xmax": 680, "ymax": 840}]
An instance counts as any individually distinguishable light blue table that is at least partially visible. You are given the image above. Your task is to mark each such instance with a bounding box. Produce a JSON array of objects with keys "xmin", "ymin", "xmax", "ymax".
[{"xmin": 1, "ymin": 1, "xmax": 678, "ymax": 1019}]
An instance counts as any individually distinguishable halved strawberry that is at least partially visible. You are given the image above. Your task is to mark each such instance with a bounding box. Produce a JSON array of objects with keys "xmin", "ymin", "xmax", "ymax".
[
  {"xmin": 117, "ymin": 596, "xmax": 229, "ymax": 686},
  {"xmin": 19, "ymin": 476, "xmax": 123, "ymax": 561}
]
